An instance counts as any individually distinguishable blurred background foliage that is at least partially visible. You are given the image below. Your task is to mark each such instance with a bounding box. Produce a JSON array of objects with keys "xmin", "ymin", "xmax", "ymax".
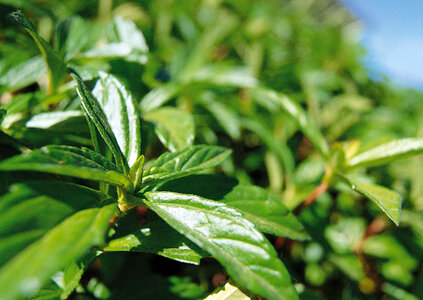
[{"xmin": 1, "ymin": 0, "xmax": 423, "ymax": 299}]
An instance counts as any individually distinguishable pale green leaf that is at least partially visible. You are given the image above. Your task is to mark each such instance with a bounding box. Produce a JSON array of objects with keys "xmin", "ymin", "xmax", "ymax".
[
  {"xmin": 0, "ymin": 56, "xmax": 46, "ymax": 93},
  {"xmin": 345, "ymin": 176, "xmax": 402, "ymax": 226},
  {"xmin": 145, "ymin": 192, "xmax": 298, "ymax": 300},
  {"xmin": 26, "ymin": 111, "xmax": 84, "ymax": 129},
  {"xmin": 144, "ymin": 107, "xmax": 195, "ymax": 152},
  {"xmin": 252, "ymin": 88, "xmax": 329, "ymax": 157},
  {"xmin": 0, "ymin": 145, "xmax": 132, "ymax": 191},
  {"xmin": 92, "ymin": 71, "xmax": 141, "ymax": 167},
  {"xmin": 140, "ymin": 82, "xmax": 182, "ymax": 112},
  {"xmin": 205, "ymin": 281, "xmax": 251, "ymax": 300},
  {"xmin": 346, "ymin": 138, "xmax": 423, "ymax": 169}
]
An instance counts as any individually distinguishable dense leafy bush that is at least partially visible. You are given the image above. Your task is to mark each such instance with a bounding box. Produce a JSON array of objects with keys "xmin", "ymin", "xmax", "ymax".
[{"xmin": 1, "ymin": 1, "xmax": 423, "ymax": 299}]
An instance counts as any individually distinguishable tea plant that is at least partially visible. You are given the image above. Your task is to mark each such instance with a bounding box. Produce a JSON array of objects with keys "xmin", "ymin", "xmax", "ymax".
[{"xmin": 1, "ymin": 1, "xmax": 423, "ymax": 299}]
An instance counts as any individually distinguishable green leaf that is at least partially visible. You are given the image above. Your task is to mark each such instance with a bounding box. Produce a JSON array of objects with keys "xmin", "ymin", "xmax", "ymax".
[
  {"xmin": 9, "ymin": 11, "xmax": 66, "ymax": 93},
  {"xmin": 0, "ymin": 56, "xmax": 46, "ymax": 93},
  {"xmin": 221, "ymin": 185, "xmax": 309, "ymax": 241},
  {"xmin": 160, "ymin": 175, "xmax": 309, "ymax": 240},
  {"xmin": 0, "ymin": 145, "xmax": 133, "ymax": 192},
  {"xmin": 0, "ymin": 109, "xmax": 6, "ymax": 124},
  {"xmin": 70, "ymin": 69, "xmax": 129, "ymax": 174},
  {"xmin": 144, "ymin": 107, "xmax": 195, "ymax": 152},
  {"xmin": 140, "ymin": 82, "xmax": 182, "ymax": 112},
  {"xmin": 193, "ymin": 65, "xmax": 257, "ymax": 88},
  {"xmin": 252, "ymin": 88, "xmax": 329, "ymax": 157},
  {"xmin": 25, "ymin": 111, "xmax": 84, "ymax": 129},
  {"xmin": 344, "ymin": 176, "xmax": 402, "ymax": 226},
  {"xmin": 0, "ymin": 203, "xmax": 116, "ymax": 300},
  {"xmin": 103, "ymin": 213, "xmax": 204, "ymax": 265},
  {"xmin": 145, "ymin": 192, "xmax": 298, "ymax": 300},
  {"xmin": 141, "ymin": 145, "xmax": 232, "ymax": 190},
  {"xmin": 92, "ymin": 71, "xmax": 141, "ymax": 167},
  {"xmin": 346, "ymin": 138, "xmax": 423, "ymax": 169}
]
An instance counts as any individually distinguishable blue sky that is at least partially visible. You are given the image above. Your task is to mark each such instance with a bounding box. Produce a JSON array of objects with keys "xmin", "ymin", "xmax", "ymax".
[{"xmin": 341, "ymin": 0, "xmax": 423, "ymax": 89}]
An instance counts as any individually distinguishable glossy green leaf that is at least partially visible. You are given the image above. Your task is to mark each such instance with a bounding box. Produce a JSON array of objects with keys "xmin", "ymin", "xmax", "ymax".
[
  {"xmin": 346, "ymin": 138, "xmax": 423, "ymax": 169},
  {"xmin": 0, "ymin": 145, "xmax": 133, "ymax": 191},
  {"xmin": 0, "ymin": 204, "xmax": 116, "ymax": 300},
  {"xmin": 92, "ymin": 71, "xmax": 141, "ymax": 167},
  {"xmin": 103, "ymin": 213, "xmax": 204, "ymax": 265},
  {"xmin": 9, "ymin": 11, "xmax": 66, "ymax": 93},
  {"xmin": 0, "ymin": 56, "xmax": 46, "ymax": 93},
  {"xmin": 221, "ymin": 185, "xmax": 309, "ymax": 240},
  {"xmin": 345, "ymin": 176, "xmax": 402, "ymax": 226},
  {"xmin": 145, "ymin": 192, "xmax": 298, "ymax": 300},
  {"xmin": 252, "ymin": 88, "xmax": 329, "ymax": 157},
  {"xmin": 160, "ymin": 175, "xmax": 309, "ymax": 240},
  {"xmin": 144, "ymin": 107, "xmax": 195, "ymax": 152},
  {"xmin": 141, "ymin": 145, "xmax": 232, "ymax": 189},
  {"xmin": 70, "ymin": 69, "xmax": 129, "ymax": 174}
]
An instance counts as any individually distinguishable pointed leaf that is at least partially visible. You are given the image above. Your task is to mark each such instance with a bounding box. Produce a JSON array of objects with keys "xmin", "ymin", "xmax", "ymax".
[
  {"xmin": 26, "ymin": 111, "xmax": 84, "ymax": 129},
  {"xmin": 70, "ymin": 69, "xmax": 129, "ymax": 174},
  {"xmin": 346, "ymin": 138, "xmax": 423, "ymax": 169},
  {"xmin": 344, "ymin": 176, "xmax": 402, "ymax": 226},
  {"xmin": 92, "ymin": 71, "xmax": 141, "ymax": 167},
  {"xmin": 9, "ymin": 11, "xmax": 66, "ymax": 93},
  {"xmin": 144, "ymin": 107, "xmax": 195, "ymax": 152},
  {"xmin": 252, "ymin": 88, "xmax": 329, "ymax": 157},
  {"xmin": 142, "ymin": 145, "xmax": 231, "ymax": 189},
  {"xmin": 145, "ymin": 192, "xmax": 298, "ymax": 300},
  {"xmin": 0, "ymin": 203, "xmax": 116, "ymax": 300},
  {"xmin": 0, "ymin": 145, "xmax": 132, "ymax": 191},
  {"xmin": 160, "ymin": 175, "xmax": 309, "ymax": 240}
]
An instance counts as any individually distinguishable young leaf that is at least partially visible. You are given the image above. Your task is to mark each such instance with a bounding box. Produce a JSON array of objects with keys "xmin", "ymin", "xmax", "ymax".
[
  {"xmin": 0, "ymin": 203, "xmax": 116, "ymax": 300},
  {"xmin": 141, "ymin": 145, "xmax": 232, "ymax": 189},
  {"xmin": 160, "ymin": 175, "xmax": 309, "ymax": 240},
  {"xmin": 252, "ymin": 88, "xmax": 329, "ymax": 157},
  {"xmin": 145, "ymin": 192, "xmax": 298, "ymax": 300},
  {"xmin": 69, "ymin": 69, "xmax": 129, "ymax": 174},
  {"xmin": 346, "ymin": 138, "xmax": 423, "ymax": 169},
  {"xmin": 9, "ymin": 11, "xmax": 66, "ymax": 93},
  {"xmin": 344, "ymin": 176, "xmax": 402, "ymax": 226},
  {"xmin": 92, "ymin": 71, "xmax": 141, "ymax": 167},
  {"xmin": 144, "ymin": 107, "xmax": 195, "ymax": 152},
  {"xmin": 0, "ymin": 145, "xmax": 133, "ymax": 192}
]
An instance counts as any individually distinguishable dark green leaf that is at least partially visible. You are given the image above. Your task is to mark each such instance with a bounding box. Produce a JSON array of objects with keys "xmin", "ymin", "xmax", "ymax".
[
  {"xmin": 252, "ymin": 88, "xmax": 329, "ymax": 157},
  {"xmin": 145, "ymin": 192, "xmax": 298, "ymax": 300},
  {"xmin": 70, "ymin": 69, "xmax": 129, "ymax": 174},
  {"xmin": 344, "ymin": 176, "xmax": 402, "ymax": 226},
  {"xmin": 144, "ymin": 107, "xmax": 195, "ymax": 152},
  {"xmin": 346, "ymin": 138, "xmax": 423, "ymax": 169},
  {"xmin": 0, "ymin": 109, "xmax": 6, "ymax": 124},
  {"xmin": 0, "ymin": 145, "xmax": 132, "ymax": 191},
  {"xmin": 103, "ymin": 213, "xmax": 204, "ymax": 265},
  {"xmin": 0, "ymin": 203, "xmax": 116, "ymax": 299},
  {"xmin": 92, "ymin": 71, "xmax": 141, "ymax": 167},
  {"xmin": 142, "ymin": 145, "xmax": 231, "ymax": 189},
  {"xmin": 9, "ymin": 11, "xmax": 66, "ymax": 93}
]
